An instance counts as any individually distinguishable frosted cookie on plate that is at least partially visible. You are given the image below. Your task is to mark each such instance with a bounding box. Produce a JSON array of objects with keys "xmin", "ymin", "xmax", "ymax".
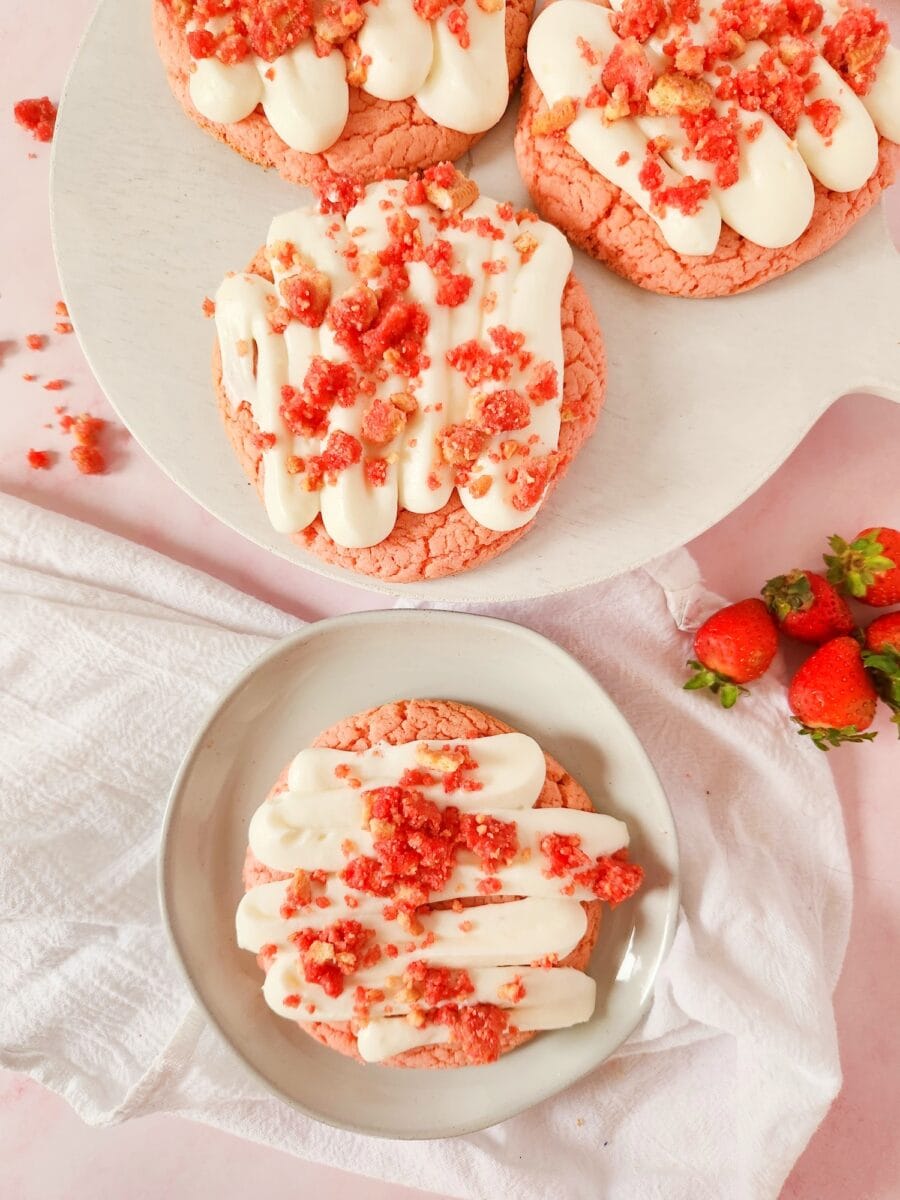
[
  {"xmin": 153, "ymin": 0, "xmax": 533, "ymax": 184},
  {"xmin": 237, "ymin": 699, "xmax": 645, "ymax": 1067},
  {"xmin": 211, "ymin": 166, "xmax": 606, "ymax": 582},
  {"xmin": 515, "ymin": 0, "xmax": 900, "ymax": 296}
]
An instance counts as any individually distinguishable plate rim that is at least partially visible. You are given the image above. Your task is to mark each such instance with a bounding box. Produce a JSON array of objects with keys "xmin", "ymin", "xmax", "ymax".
[{"xmin": 158, "ymin": 607, "xmax": 681, "ymax": 1139}]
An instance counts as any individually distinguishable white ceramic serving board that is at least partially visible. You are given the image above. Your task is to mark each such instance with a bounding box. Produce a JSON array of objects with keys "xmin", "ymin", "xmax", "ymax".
[
  {"xmin": 51, "ymin": 0, "xmax": 900, "ymax": 602},
  {"xmin": 160, "ymin": 610, "xmax": 679, "ymax": 1137}
]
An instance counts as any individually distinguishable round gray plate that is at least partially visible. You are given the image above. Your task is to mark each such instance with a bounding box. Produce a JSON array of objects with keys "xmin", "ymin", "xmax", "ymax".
[{"xmin": 160, "ymin": 609, "xmax": 679, "ymax": 1138}]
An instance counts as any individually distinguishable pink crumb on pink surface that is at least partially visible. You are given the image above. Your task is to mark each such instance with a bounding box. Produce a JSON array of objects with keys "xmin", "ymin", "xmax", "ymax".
[{"xmin": 0, "ymin": 1, "xmax": 899, "ymax": 1197}]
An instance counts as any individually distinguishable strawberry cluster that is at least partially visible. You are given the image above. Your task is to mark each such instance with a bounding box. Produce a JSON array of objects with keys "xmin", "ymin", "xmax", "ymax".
[{"xmin": 684, "ymin": 526, "xmax": 900, "ymax": 749}]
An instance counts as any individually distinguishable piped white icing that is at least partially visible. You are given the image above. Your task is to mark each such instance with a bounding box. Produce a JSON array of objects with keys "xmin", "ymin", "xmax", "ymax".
[
  {"xmin": 185, "ymin": 0, "xmax": 509, "ymax": 151},
  {"xmin": 526, "ymin": 0, "xmax": 899, "ymax": 253},
  {"xmin": 236, "ymin": 732, "xmax": 641, "ymax": 1061},
  {"xmin": 215, "ymin": 179, "xmax": 573, "ymax": 550}
]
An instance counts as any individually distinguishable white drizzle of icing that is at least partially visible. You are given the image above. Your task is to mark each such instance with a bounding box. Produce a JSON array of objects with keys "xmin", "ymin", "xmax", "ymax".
[
  {"xmin": 187, "ymin": 0, "xmax": 509, "ymax": 151},
  {"xmin": 215, "ymin": 181, "xmax": 573, "ymax": 549},
  {"xmin": 526, "ymin": 0, "xmax": 899, "ymax": 253},
  {"xmin": 236, "ymin": 733, "xmax": 637, "ymax": 1061}
]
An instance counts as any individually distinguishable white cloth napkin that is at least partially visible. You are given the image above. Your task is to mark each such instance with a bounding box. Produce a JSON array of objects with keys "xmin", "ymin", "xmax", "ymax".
[{"xmin": 0, "ymin": 492, "xmax": 851, "ymax": 1200}]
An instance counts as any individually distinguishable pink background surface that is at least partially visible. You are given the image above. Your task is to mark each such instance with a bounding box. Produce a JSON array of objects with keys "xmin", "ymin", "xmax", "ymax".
[{"xmin": 1, "ymin": 1, "xmax": 898, "ymax": 1196}]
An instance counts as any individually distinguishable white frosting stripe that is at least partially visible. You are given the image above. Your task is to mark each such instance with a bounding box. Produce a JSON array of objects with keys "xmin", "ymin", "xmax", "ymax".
[
  {"xmin": 186, "ymin": 0, "xmax": 508, "ymax": 150},
  {"xmin": 356, "ymin": 983, "xmax": 598, "ymax": 1061},
  {"xmin": 249, "ymin": 796, "xmax": 628, "ymax": 874},
  {"xmin": 414, "ymin": 0, "xmax": 510, "ymax": 134},
  {"xmin": 240, "ymin": 892, "xmax": 587, "ymax": 962},
  {"xmin": 357, "ymin": 0, "xmax": 434, "ymax": 102},
  {"xmin": 862, "ymin": 44, "xmax": 900, "ymax": 142},
  {"xmin": 527, "ymin": 0, "xmax": 900, "ymax": 253},
  {"xmin": 357, "ymin": 1019, "xmax": 451, "ymax": 1059},
  {"xmin": 285, "ymin": 735, "xmax": 547, "ymax": 806},
  {"xmin": 262, "ymin": 959, "xmax": 595, "ymax": 1022},
  {"xmin": 259, "ymin": 42, "xmax": 349, "ymax": 152},
  {"xmin": 791, "ymin": 55, "xmax": 878, "ymax": 192}
]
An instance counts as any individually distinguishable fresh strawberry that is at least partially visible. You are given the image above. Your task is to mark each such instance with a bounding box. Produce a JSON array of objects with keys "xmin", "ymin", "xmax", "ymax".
[
  {"xmin": 684, "ymin": 598, "xmax": 778, "ymax": 707},
  {"xmin": 788, "ymin": 636, "xmax": 878, "ymax": 750},
  {"xmin": 862, "ymin": 612, "xmax": 900, "ymax": 735},
  {"xmin": 761, "ymin": 569, "xmax": 854, "ymax": 644},
  {"xmin": 824, "ymin": 527, "xmax": 900, "ymax": 606},
  {"xmin": 865, "ymin": 611, "xmax": 900, "ymax": 656}
]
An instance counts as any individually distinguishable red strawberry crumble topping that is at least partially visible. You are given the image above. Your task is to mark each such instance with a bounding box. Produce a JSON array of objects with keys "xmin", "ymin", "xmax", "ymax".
[
  {"xmin": 280, "ymin": 868, "xmax": 313, "ymax": 918},
  {"xmin": 476, "ymin": 875, "xmax": 504, "ymax": 895},
  {"xmin": 498, "ymin": 974, "xmax": 527, "ymax": 1004},
  {"xmin": 821, "ymin": 6, "xmax": 888, "ymax": 94},
  {"xmin": 602, "ymin": 38, "xmax": 655, "ymax": 109},
  {"xmin": 638, "ymin": 144, "xmax": 666, "ymax": 193},
  {"xmin": 364, "ymin": 458, "xmax": 389, "ymax": 486},
  {"xmin": 446, "ymin": 7, "xmax": 470, "ymax": 49},
  {"xmin": 303, "ymin": 429, "xmax": 362, "ymax": 490},
  {"xmin": 341, "ymin": 785, "xmax": 463, "ymax": 906},
  {"xmin": 311, "ymin": 171, "xmax": 366, "ymax": 217},
  {"xmin": 655, "ymin": 175, "xmax": 712, "ymax": 216},
  {"xmin": 26, "ymin": 449, "xmax": 51, "ymax": 470},
  {"xmin": 166, "ymin": 0, "xmax": 316, "ymax": 63},
  {"xmin": 13, "ymin": 97, "xmax": 57, "ymax": 142},
  {"xmin": 613, "ymin": 0, "xmax": 667, "ymax": 42},
  {"xmin": 459, "ymin": 813, "xmax": 519, "ymax": 872},
  {"xmin": 70, "ymin": 445, "xmax": 106, "ymax": 476},
  {"xmin": 396, "ymin": 767, "xmax": 435, "ymax": 790},
  {"xmin": 540, "ymin": 835, "xmax": 645, "ymax": 906},
  {"xmin": 280, "ymin": 385, "xmax": 328, "ymax": 438},
  {"xmin": 402, "ymin": 961, "xmax": 475, "ymax": 1006},
  {"xmin": 509, "ymin": 452, "xmax": 558, "ymax": 511},
  {"xmin": 438, "ymin": 422, "xmax": 489, "ymax": 467},
  {"xmin": 361, "ymin": 397, "xmax": 406, "ymax": 444},
  {"xmin": 432, "ymin": 1003, "xmax": 509, "ymax": 1063},
  {"xmin": 475, "ymin": 389, "xmax": 531, "ymax": 434},
  {"xmin": 435, "ymin": 273, "xmax": 474, "ymax": 307},
  {"xmin": 279, "ymin": 270, "xmax": 331, "ymax": 327},
  {"xmin": 279, "ymin": 359, "xmax": 358, "ymax": 437},
  {"xmin": 488, "ymin": 326, "xmax": 526, "ymax": 355},
  {"xmin": 681, "ymin": 107, "xmax": 741, "ymax": 188},
  {"xmin": 290, "ymin": 919, "xmax": 380, "ymax": 997},
  {"xmin": 806, "ymin": 96, "xmax": 841, "ymax": 137},
  {"xmin": 447, "ymin": 339, "xmax": 515, "ymax": 387},
  {"xmin": 528, "ymin": 360, "xmax": 561, "ymax": 404}
]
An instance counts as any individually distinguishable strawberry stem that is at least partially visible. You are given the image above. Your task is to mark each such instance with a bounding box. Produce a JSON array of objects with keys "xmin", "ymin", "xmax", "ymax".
[
  {"xmin": 683, "ymin": 660, "xmax": 748, "ymax": 708},
  {"xmin": 824, "ymin": 531, "xmax": 896, "ymax": 598},
  {"xmin": 791, "ymin": 717, "xmax": 878, "ymax": 751},
  {"xmin": 761, "ymin": 570, "xmax": 812, "ymax": 621}
]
